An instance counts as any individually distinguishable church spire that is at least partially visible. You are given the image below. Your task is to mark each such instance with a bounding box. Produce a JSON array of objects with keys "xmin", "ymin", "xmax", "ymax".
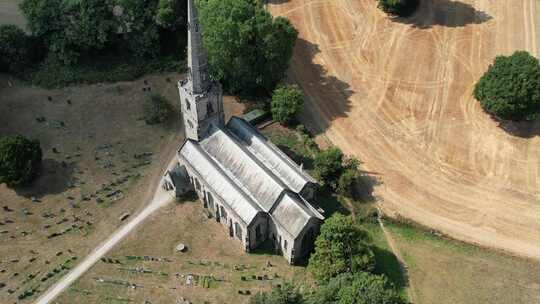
[{"xmin": 187, "ymin": 0, "xmax": 210, "ymax": 94}]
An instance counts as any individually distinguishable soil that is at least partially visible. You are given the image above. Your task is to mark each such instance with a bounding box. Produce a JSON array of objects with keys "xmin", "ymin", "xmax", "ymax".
[{"xmin": 268, "ymin": 0, "xmax": 540, "ymax": 259}]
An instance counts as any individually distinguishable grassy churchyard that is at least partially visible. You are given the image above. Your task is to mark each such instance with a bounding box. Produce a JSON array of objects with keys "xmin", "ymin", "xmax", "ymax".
[{"xmin": 0, "ymin": 72, "xmax": 185, "ymax": 303}]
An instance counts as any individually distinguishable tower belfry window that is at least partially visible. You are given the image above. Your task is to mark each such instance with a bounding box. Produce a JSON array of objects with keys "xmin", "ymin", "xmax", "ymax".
[{"xmin": 186, "ymin": 99, "xmax": 191, "ymax": 111}]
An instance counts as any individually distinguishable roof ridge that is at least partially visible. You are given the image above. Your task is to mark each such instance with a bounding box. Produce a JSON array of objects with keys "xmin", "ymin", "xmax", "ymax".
[
  {"xmin": 202, "ymin": 125, "xmax": 290, "ymax": 211},
  {"xmin": 227, "ymin": 117, "xmax": 317, "ymax": 184},
  {"xmin": 181, "ymin": 141, "xmax": 263, "ymax": 217}
]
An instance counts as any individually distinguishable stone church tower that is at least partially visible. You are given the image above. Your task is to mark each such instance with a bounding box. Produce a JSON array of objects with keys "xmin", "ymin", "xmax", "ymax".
[{"xmin": 178, "ymin": 0, "xmax": 224, "ymax": 141}]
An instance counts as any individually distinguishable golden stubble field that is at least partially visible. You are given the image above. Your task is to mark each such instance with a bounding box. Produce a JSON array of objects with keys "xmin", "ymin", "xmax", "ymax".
[{"xmin": 269, "ymin": 0, "xmax": 540, "ymax": 259}]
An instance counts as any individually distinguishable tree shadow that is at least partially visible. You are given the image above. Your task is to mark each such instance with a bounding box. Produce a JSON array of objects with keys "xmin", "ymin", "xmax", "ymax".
[
  {"xmin": 13, "ymin": 159, "xmax": 75, "ymax": 199},
  {"xmin": 293, "ymin": 38, "xmax": 353, "ymax": 135},
  {"xmin": 314, "ymin": 188, "xmax": 351, "ymax": 218},
  {"xmin": 354, "ymin": 171, "xmax": 382, "ymax": 203},
  {"xmin": 393, "ymin": 0, "xmax": 492, "ymax": 29},
  {"xmin": 493, "ymin": 116, "xmax": 540, "ymax": 138},
  {"xmin": 265, "ymin": 0, "xmax": 290, "ymax": 4},
  {"xmin": 372, "ymin": 246, "xmax": 409, "ymax": 292}
]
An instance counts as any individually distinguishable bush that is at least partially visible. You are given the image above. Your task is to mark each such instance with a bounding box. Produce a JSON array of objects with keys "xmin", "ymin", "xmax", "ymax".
[
  {"xmin": 474, "ymin": 51, "xmax": 540, "ymax": 121},
  {"xmin": 337, "ymin": 158, "xmax": 360, "ymax": 198},
  {"xmin": 250, "ymin": 283, "xmax": 304, "ymax": 304},
  {"xmin": 271, "ymin": 84, "xmax": 304, "ymax": 124},
  {"xmin": 144, "ymin": 94, "xmax": 172, "ymax": 125},
  {"xmin": 377, "ymin": 0, "xmax": 419, "ymax": 17},
  {"xmin": 197, "ymin": 0, "xmax": 298, "ymax": 97},
  {"xmin": 307, "ymin": 273, "xmax": 407, "ymax": 304},
  {"xmin": 0, "ymin": 25, "xmax": 32, "ymax": 73},
  {"xmin": 314, "ymin": 147, "xmax": 344, "ymax": 190},
  {"xmin": 0, "ymin": 135, "xmax": 42, "ymax": 187},
  {"xmin": 308, "ymin": 214, "xmax": 375, "ymax": 282}
]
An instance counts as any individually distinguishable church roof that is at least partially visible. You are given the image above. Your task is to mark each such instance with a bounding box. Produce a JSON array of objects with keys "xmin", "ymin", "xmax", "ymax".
[
  {"xmin": 227, "ymin": 117, "xmax": 317, "ymax": 193},
  {"xmin": 179, "ymin": 140, "xmax": 261, "ymax": 225},
  {"xmin": 200, "ymin": 125, "xmax": 286, "ymax": 212},
  {"xmin": 271, "ymin": 192, "xmax": 321, "ymax": 239},
  {"xmin": 179, "ymin": 118, "xmax": 322, "ymax": 238}
]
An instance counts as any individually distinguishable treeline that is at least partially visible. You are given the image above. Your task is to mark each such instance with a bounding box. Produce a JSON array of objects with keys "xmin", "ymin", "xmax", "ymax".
[{"xmin": 0, "ymin": 0, "xmax": 188, "ymax": 86}]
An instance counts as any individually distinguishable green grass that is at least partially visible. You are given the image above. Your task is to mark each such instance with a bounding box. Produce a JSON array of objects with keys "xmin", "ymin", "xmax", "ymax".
[{"xmin": 383, "ymin": 219, "xmax": 540, "ymax": 304}]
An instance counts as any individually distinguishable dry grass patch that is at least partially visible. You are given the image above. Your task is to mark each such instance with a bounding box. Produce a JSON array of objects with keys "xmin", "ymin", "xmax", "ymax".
[
  {"xmin": 56, "ymin": 201, "xmax": 310, "ymax": 304},
  {"xmin": 386, "ymin": 220, "xmax": 540, "ymax": 304}
]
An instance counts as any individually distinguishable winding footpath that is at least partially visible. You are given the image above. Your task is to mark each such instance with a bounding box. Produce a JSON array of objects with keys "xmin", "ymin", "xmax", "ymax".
[{"xmin": 33, "ymin": 158, "xmax": 177, "ymax": 304}]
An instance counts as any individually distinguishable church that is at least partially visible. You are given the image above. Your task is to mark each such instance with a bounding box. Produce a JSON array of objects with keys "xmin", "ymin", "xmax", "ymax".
[{"xmin": 163, "ymin": 0, "xmax": 324, "ymax": 264}]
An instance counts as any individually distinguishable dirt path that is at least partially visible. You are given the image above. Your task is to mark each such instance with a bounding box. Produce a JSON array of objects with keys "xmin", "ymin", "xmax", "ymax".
[
  {"xmin": 376, "ymin": 207, "xmax": 417, "ymax": 303},
  {"xmin": 33, "ymin": 153, "xmax": 179, "ymax": 304},
  {"xmin": 268, "ymin": 0, "xmax": 540, "ymax": 259}
]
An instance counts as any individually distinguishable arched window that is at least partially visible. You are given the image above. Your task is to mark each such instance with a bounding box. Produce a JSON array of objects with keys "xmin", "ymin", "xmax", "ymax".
[
  {"xmin": 207, "ymin": 192, "xmax": 214, "ymax": 209},
  {"xmin": 187, "ymin": 120, "xmax": 194, "ymax": 129},
  {"xmin": 185, "ymin": 99, "xmax": 191, "ymax": 111},
  {"xmin": 235, "ymin": 222, "xmax": 242, "ymax": 240},
  {"xmin": 220, "ymin": 206, "xmax": 227, "ymax": 221},
  {"xmin": 195, "ymin": 178, "xmax": 201, "ymax": 191},
  {"xmin": 207, "ymin": 102, "xmax": 214, "ymax": 115}
]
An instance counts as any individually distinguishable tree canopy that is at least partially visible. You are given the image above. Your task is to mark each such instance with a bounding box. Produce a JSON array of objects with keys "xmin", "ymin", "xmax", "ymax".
[
  {"xmin": 19, "ymin": 0, "xmax": 187, "ymax": 65},
  {"xmin": 473, "ymin": 51, "xmax": 540, "ymax": 121},
  {"xmin": 271, "ymin": 84, "xmax": 304, "ymax": 124},
  {"xmin": 314, "ymin": 147, "xmax": 344, "ymax": 190},
  {"xmin": 307, "ymin": 273, "xmax": 407, "ymax": 304},
  {"xmin": 377, "ymin": 0, "xmax": 419, "ymax": 17},
  {"xmin": 0, "ymin": 135, "xmax": 42, "ymax": 187},
  {"xmin": 250, "ymin": 284, "xmax": 304, "ymax": 304},
  {"xmin": 0, "ymin": 25, "xmax": 33, "ymax": 73},
  {"xmin": 196, "ymin": 0, "xmax": 298, "ymax": 97},
  {"xmin": 308, "ymin": 214, "xmax": 375, "ymax": 282}
]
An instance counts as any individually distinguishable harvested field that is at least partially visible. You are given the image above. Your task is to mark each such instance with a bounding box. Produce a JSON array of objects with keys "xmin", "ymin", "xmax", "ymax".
[{"xmin": 269, "ymin": 0, "xmax": 540, "ymax": 259}]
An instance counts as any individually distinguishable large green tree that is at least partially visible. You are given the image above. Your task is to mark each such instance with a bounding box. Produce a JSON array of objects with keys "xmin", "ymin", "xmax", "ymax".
[
  {"xmin": 314, "ymin": 147, "xmax": 344, "ymax": 190},
  {"xmin": 377, "ymin": 0, "xmax": 419, "ymax": 17},
  {"xmin": 0, "ymin": 25, "xmax": 32, "ymax": 73},
  {"xmin": 308, "ymin": 214, "xmax": 375, "ymax": 282},
  {"xmin": 0, "ymin": 135, "xmax": 42, "ymax": 187},
  {"xmin": 271, "ymin": 84, "xmax": 304, "ymax": 124},
  {"xmin": 307, "ymin": 273, "xmax": 407, "ymax": 304},
  {"xmin": 474, "ymin": 51, "xmax": 540, "ymax": 121},
  {"xmin": 196, "ymin": 0, "xmax": 298, "ymax": 96}
]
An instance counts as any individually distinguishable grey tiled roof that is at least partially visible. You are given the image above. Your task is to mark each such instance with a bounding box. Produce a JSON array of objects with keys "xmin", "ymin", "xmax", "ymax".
[{"xmin": 180, "ymin": 140, "xmax": 261, "ymax": 225}]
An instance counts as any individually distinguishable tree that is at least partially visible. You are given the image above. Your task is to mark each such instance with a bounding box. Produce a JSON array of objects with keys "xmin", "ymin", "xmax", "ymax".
[
  {"xmin": 250, "ymin": 283, "xmax": 304, "ymax": 304},
  {"xmin": 196, "ymin": 0, "xmax": 298, "ymax": 96},
  {"xmin": 337, "ymin": 158, "xmax": 360, "ymax": 198},
  {"xmin": 144, "ymin": 93, "xmax": 172, "ymax": 125},
  {"xmin": 307, "ymin": 273, "xmax": 407, "ymax": 304},
  {"xmin": 377, "ymin": 0, "xmax": 419, "ymax": 17},
  {"xmin": 0, "ymin": 25, "xmax": 31, "ymax": 73},
  {"xmin": 308, "ymin": 214, "xmax": 375, "ymax": 282},
  {"xmin": 0, "ymin": 135, "xmax": 42, "ymax": 187},
  {"xmin": 20, "ymin": 0, "xmax": 117, "ymax": 64},
  {"xmin": 473, "ymin": 51, "xmax": 540, "ymax": 121},
  {"xmin": 271, "ymin": 84, "xmax": 304, "ymax": 124},
  {"xmin": 314, "ymin": 147, "xmax": 344, "ymax": 190}
]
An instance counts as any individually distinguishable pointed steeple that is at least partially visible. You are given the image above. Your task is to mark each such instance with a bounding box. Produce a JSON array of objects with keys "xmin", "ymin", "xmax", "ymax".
[{"xmin": 187, "ymin": 0, "xmax": 210, "ymax": 94}]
